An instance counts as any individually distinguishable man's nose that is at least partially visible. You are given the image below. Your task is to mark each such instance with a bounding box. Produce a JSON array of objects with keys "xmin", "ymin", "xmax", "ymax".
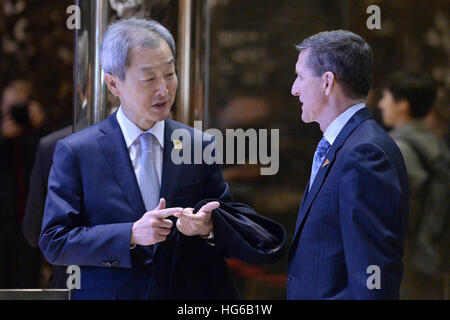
[
  {"xmin": 155, "ymin": 79, "xmax": 169, "ymax": 96},
  {"xmin": 291, "ymin": 79, "xmax": 299, "ymax": 96}
]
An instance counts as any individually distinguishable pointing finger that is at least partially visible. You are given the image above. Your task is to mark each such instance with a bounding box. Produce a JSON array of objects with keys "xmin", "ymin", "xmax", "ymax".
[
  {"xmin": 174, "ymin": 210, "xmax": 195, "ymax": 219},
  {"xmin": 152, "ymin": 207, "xmax": 183, "ymax": 218}
]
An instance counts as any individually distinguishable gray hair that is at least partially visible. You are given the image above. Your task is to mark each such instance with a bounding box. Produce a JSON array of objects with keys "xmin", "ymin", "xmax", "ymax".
[
  {"xmin": 100, "ymin": 18, "xmax": 176, "ymax": 80},
  {"xmin": 296, "ymin": 30, "xmax": 372, "ymax": 99}
]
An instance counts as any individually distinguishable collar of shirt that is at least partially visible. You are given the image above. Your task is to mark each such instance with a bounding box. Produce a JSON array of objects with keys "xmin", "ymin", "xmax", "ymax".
[
  {"xmin": 323, "ymin": 103, "xmax": 366, "ymax": 145},
  {"xmin": 116, "ymin": 105, "xmax": 165, "ymax": 149}
]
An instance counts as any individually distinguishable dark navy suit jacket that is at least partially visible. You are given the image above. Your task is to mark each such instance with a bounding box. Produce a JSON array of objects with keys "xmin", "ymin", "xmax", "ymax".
[
  {"xmin": 287, "ymin": 108, "xmax": 409, "ymax": 299},
  {"xmin": 39, "ymin": 113, "xmax": 285, "ymax": 300}
]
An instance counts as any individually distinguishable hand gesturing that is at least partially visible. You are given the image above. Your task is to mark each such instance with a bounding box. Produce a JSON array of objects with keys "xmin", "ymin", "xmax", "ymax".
[
  {"xmin": 174, "ymin": 201, "xmax": 220, "ymax": 237},
  {"xmin": 130, "ymin": 198, "xmax": 182, "ymax": 246}
]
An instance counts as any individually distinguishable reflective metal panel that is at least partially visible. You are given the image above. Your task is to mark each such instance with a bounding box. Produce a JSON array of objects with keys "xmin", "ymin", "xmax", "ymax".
[
  {"xmin": 0, "ymin": 289, "xmax": 71, "ymax": 300},
  {"xmin": 73, "ymin": 0, "xmax": 109, "ymax": 132}
]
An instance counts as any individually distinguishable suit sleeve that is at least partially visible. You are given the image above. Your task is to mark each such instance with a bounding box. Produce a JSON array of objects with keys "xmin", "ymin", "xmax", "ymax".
[
  {"xmin": 193, "ymin": 137, "xmax": 286, "ymax": 265},
  {"xmin": 39, "ymin": 140, "xmax": 134, "ymax": 268},
  {"xmin": 338, "ymin": 142, "xmax": 406, "ymax": 299}
]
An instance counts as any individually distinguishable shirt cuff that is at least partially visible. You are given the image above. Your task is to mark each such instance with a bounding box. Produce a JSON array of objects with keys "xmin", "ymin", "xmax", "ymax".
[{"xmin": 200, "ymin": 231, "xmax": 215, "ymax": 246}]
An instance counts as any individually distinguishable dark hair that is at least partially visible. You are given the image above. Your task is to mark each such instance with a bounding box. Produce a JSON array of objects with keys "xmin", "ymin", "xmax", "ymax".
[
  {"xmin": 296, "ymin": 30, "xmax": 373, "ymax": 99},
  {"xmin": 385, "ymin": 71, "xmax": 437, "ymax": 119}
]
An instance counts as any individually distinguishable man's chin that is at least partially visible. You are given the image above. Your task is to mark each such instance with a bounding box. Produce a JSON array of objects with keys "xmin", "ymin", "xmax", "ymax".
[
  {"xmin": 150, "ymin": 108, "xmax": 170, "ymax": 120},
  {"xmin": 301, "ymin": 113, "xmax": 312, "ymax": 123},
  {"xmin": 151, "ymin": 115, "xmax": 169, "ymax": 124}
]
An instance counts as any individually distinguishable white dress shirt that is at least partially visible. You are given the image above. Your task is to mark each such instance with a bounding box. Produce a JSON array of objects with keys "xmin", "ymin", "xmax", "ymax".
[
  {"xmin": 323, "ymin": 103, "xmax": 366, "ymax": 146},
  {"xmin": 116, "ymin": 106, "xmax": 165, "ymax": 187}
]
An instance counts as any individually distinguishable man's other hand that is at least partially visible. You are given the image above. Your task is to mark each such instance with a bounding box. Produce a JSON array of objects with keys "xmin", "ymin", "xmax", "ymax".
[{"xmin": 174, "ymin": 201, "xmax": 220, "ymax": 237}]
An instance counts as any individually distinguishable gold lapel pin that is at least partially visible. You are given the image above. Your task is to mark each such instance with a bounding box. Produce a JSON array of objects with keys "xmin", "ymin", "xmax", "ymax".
[
  {"xmin": 173, "ymin": 140, "xmax": 183, "ymax": 150},
  {"xmin": 322, "ymin": 159, "xmax": 330, "ymax": 167}
]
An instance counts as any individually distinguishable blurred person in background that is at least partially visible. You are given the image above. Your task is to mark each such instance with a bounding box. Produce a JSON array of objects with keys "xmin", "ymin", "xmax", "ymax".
[
  {"xmin": 1, "ymin": 80, "xmax": 47, "ymax": 138},
  {"xmin": 378, "ymin": 70, "xmax": 450, "ymax": 299},
  {"xmin": 22, "ymin": 125, "xmax": 73, "ymax": 289},
  {"xmin": 425, "ymin": 105, "xmax": 450, "ymax": 147},
  {"xmin": 0, "ymin": 80, "xmax": 46, "ymax": 288}
]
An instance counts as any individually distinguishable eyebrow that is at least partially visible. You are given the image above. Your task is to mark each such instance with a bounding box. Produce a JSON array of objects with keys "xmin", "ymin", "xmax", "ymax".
[{"xmin": 141, "ymin": 58, "xmax": 175, "ymax": 71}]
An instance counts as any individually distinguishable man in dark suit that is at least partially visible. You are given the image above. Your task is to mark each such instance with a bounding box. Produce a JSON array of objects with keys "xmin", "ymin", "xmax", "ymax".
[
  {"xmin": 39, "ymin": 18, "xmax": 285, "ymax": 300},
  {"xmin": 287, "ymin": 30, "xmax": 409, "ymax": 299},
  {"xmin": 22, "ymin": 125, "xmax": 72, "ymax": 288}
]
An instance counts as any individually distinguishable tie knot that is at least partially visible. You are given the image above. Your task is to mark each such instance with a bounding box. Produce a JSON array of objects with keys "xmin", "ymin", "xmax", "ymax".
[
  {"xmin": 316, "ymin": 137, "xmax": 330, "ymax": 157},
  {"xmin": 139, "ymin": 133, "xmax": 154, "ymax": 151}
]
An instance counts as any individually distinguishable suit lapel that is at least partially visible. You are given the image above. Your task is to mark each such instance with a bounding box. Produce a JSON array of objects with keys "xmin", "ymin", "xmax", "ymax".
[
  {"xmin": 97, "ymin": 115, "xmax": 185, "ymax": 257},
  {"xmin": 154, "ymin": 118, "xmax": 185, "ymax": 254},
  {"xmin": 294, "ymin": 182, "xmax": 309, "ymax": 231},
  {"xmin": 159, "ymin": 118, "xmax": 184, "ymax": 205},
  {"xmin": 97, "ymin": 112, "xmax": 146, "ymax": 220},
  {"xmin": 293, "ymin": 147, "xmax": 337, "ymax": 232},
  {"xmin": 289, "ymin": 108, "xmax": 373, "ymax": 252}
]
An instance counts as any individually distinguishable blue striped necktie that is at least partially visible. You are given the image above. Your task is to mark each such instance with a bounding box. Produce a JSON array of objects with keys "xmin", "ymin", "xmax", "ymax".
[
  {"xmin": 309, "ymin": 136, "xmax": 331, "ymax": 190},
  {"xmin": 137, "ymin": 133, "xmax": 160, "ymax": 211}
]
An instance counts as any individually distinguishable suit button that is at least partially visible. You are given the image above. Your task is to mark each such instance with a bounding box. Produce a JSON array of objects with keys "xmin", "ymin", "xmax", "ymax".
[{"xmin": 102, "ymin": 262, "xmax": 112, "ymax": 267}]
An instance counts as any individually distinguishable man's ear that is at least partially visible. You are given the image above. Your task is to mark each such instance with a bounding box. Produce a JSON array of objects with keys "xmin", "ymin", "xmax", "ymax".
[
  {"xmin": 397, "ymin": 99, "xmax": 411, "ymax": 116},
  {"xmin": 322, "ymin": 71, "xmax": 335, "ymax": 96},
  {"xmin": 104, "ymin": 73, "xmax": 121, "ymax": 97}
]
